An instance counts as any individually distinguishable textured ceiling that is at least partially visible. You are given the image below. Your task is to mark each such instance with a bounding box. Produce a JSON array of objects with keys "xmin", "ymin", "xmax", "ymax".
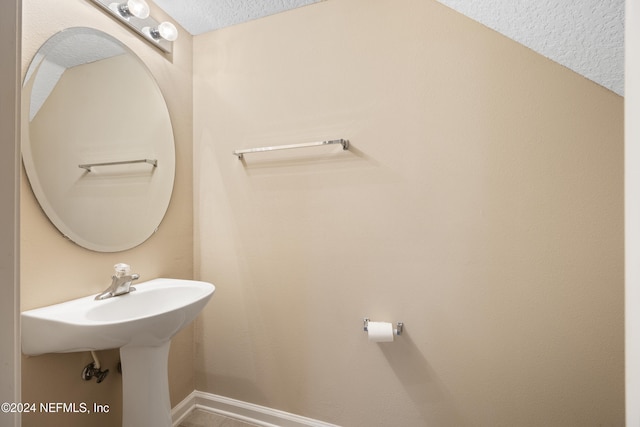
[
  {"xmin": 435, "ymin": 0, "xmax": 624, "ymax": 96},
  {"xmin": 152, "ymin": 0, "xmax": 323, "ymax": 35},
  {"xmin": 152, "ymin": 0, "xmax": 624, "ymax": 96}
]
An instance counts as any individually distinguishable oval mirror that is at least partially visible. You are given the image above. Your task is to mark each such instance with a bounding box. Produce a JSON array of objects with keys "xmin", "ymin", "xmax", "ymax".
[{"xmin": 22, "ymin": 27, "xmax": 175, "ymax": 252}]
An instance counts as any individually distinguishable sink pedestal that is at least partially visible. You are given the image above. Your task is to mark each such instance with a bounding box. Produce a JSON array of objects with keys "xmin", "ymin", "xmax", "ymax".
[{"xmin": 120, "ymin": 342, "xmax": 172, "ymax": 427}]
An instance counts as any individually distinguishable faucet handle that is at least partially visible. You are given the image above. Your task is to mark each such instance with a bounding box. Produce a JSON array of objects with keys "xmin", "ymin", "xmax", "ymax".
[{"xmin": 114, "ymin": 263, "xmax": 131, "ymax": 277}]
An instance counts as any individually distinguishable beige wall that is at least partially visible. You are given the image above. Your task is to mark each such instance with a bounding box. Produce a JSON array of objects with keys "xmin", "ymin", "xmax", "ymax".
[
  {"xmin": 21, "ymin": 1, "xmax": 193, "ymax": 426},
  {"xmin": 193, "ymin": 0, "xmax": 624, "ymax": 425}
]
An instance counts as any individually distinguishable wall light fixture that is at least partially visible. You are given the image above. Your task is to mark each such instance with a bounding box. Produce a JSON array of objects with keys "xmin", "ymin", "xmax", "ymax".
[{"xmin": 88, "ymin": 0, "xmax": 177, "ymax": 54}]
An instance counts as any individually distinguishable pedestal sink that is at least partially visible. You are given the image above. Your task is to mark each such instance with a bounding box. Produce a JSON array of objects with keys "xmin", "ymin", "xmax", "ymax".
[{"xmin": 21, "ymin": 278, "xmax": 215, "ymax": 427}]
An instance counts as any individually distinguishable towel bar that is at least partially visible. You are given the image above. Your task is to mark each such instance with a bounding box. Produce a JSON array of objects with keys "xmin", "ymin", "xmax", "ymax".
[
  {"xmin": 79, "ymin": 159, "xmax": 158, "ymax": 171},
  {"xmin": 233, "ymin": 139, "xmax": 349, "ymax": 159}
]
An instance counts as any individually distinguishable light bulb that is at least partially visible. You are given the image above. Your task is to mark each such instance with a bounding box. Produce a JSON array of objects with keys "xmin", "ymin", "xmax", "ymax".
[
  {"xmin": 127, "ymin": 0, "xmax": 150, "ymax": 19},
  {"xmin": 157, "ymin": 21, "xmax": 178, "ymax": 41},
  {"xmin": 117, "ymin": 0, "xmax": 149, "ymax": 19}
]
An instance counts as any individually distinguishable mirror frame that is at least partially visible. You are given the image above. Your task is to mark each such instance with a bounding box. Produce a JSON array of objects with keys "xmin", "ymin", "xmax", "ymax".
[{"xmin": 22, "ymin": 27, "xmax": 176, "ymax": 252}]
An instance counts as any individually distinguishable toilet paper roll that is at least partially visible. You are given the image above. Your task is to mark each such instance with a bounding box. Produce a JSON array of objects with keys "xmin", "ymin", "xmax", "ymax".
[{"xmin": 367, "ymin": 321, "xmax": 394, "ymax": 342}]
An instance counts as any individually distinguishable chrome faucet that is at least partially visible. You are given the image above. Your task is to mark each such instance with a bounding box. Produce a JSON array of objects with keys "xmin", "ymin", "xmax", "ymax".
[{"xmin": 95, "ymin": 263, "xmax": 140, "ymax": 300}]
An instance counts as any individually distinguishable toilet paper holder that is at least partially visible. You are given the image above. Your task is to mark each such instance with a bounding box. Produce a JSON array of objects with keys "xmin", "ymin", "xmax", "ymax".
[{"xmin": 363, "ymin": 318, "xmax": 403, "ymax": 336}]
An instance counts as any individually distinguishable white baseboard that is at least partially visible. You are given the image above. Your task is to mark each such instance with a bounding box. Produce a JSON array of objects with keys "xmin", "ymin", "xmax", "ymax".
[{"xmin": 172, "ymin": 390, "xmax": 341, "ymax": 427}]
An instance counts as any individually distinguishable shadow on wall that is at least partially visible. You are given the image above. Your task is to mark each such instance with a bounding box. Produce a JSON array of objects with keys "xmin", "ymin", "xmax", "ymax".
[
  {"xmin": 379, "ymin": 330, "xmax": 465, "ymax": 426},
  {"xmin": 237, "ymin": 142, "xmax": 377, "ymax": 175}
]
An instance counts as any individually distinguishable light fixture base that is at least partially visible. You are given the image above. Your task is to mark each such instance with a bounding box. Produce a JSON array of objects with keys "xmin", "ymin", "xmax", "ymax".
[{"xmin": 88, "ymin": 0, "xmax": 174, "ymax": 54}]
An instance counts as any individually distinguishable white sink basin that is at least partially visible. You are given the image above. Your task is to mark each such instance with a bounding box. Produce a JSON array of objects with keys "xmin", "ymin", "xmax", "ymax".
[
  {"xmin": 22, "ymin": 278, "xmax": 214, "ymax": 355},
  {"xmin": 21, "ymin": 278, "xmax": 215, "ymax": 427}
]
